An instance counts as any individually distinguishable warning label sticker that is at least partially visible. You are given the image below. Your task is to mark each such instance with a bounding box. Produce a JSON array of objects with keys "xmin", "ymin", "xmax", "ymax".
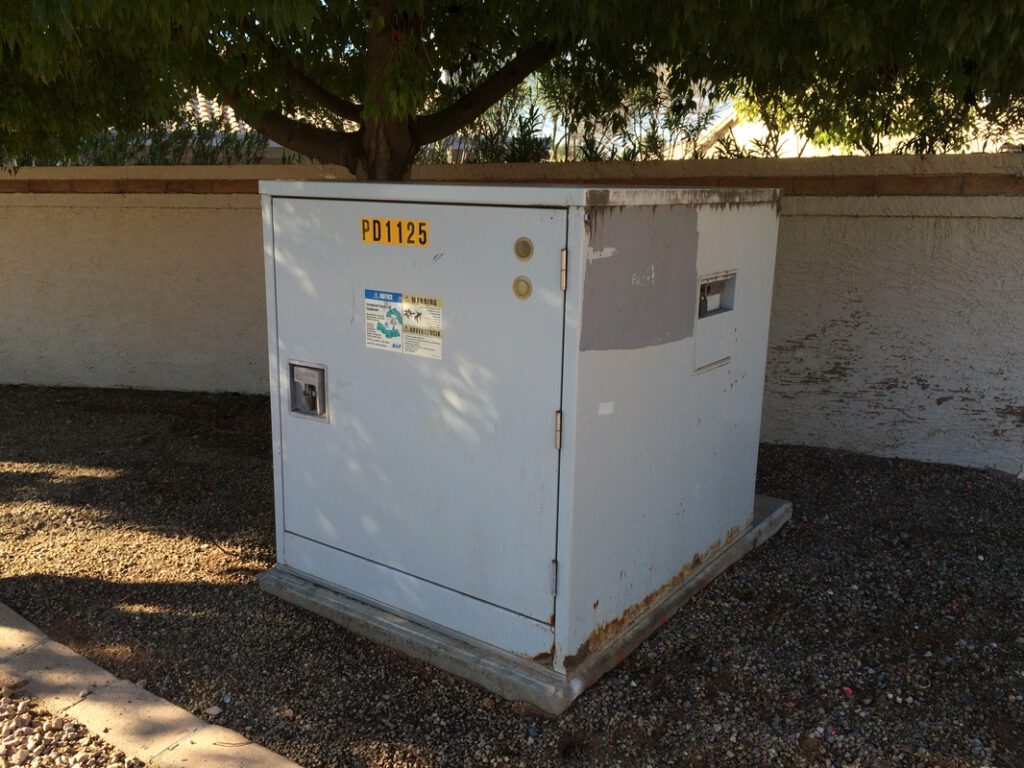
[
  {"xmin": 364, "ymin": 289, "xmax": 443, "ymax": 359},
  {"xmin": 364, "ymin": 289, "xmax": 404, "ymax": 353},
  {"xmin": 401, "ymin": 294, "xmax": 443, "ymax": 360}
]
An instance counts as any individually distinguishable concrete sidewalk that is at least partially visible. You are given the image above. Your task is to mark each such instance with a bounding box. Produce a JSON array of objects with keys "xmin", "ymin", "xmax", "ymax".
[{"xmin": 0, "ymin": 602, "xmax": 299, "ymax": 768}]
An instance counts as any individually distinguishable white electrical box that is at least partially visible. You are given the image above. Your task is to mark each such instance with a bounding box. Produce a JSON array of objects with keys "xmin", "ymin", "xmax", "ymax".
[{"xmin": 259, "ymin": 182, "xmax": 790, "ymax": 714}]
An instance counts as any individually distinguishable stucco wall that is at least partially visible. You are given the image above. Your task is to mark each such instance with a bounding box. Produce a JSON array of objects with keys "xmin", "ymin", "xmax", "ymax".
[
  {"xmin": 0, "ymin": 194, "xmax": 267, "ymax": 393},
  {"xmin": 764, "ymin": 196, "xmax": 1024, "ymax": 476},
  {"xmin": 1, "ymin": 156, "xmax": 1022, "ymax": 474}
]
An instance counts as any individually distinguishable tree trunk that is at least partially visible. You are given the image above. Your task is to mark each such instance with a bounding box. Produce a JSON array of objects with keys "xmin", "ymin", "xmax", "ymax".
[
  {"xmin": 351, "ymin": 0, "xmax": 415, "ymax": 182},
  {"xmin": 355, "ymin": 118, "xmax": 415, "ymax": 181}
]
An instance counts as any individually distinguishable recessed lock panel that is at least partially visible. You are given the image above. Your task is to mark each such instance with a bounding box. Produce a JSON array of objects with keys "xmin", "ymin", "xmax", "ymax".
[
  {"xmin": 698, "ymin": 273, "xmax": 737, "ymax": 318},
  {"xmin": 695, "ymin": 272, "xmax": 738, "ymax": 371},
  {"xmin": 290, "ymin": 363, "xmax": 327, "ymax": 419}
]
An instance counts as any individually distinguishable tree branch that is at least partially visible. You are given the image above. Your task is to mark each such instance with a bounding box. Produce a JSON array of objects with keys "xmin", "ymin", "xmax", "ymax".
[
  {"xmin": 229, "ymin": 101, "xmax": 361, "ymax": 171},
  {"xmin": 242, "ymin": 18, "xmax": 364, "ymax": 124},
  {"xmin": 412, "ymin": 40, "xmax": 558, "ymax": 146},
  {"xmin": 284, "ymin": 63, "xmax": 363, "ymax": 124}
]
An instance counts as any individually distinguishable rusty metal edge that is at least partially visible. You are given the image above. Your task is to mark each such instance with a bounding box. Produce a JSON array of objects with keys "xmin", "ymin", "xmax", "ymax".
[
  {"xmin": 258, "ymin": 495, "xmax": 791, "ymax": 717},
  {"xmin": 561, "ymin": 496, "xmax": 793, "ymax": 705}
]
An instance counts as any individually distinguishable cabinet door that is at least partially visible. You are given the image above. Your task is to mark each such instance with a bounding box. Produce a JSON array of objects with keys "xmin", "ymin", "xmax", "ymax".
[{"xmin": 272, "ymin": 197, "xmax": 566, "ymax": 623}]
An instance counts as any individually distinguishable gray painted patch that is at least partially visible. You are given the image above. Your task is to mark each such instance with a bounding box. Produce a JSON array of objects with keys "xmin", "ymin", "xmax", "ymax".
[{"xmin": 580, "ymin": 206, "xmax": 699, "ymax": 351}]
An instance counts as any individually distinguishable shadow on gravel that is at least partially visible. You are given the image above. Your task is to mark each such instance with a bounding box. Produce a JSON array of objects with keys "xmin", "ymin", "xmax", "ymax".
[
  {"xmin": 0, "ymin": 572, "xmax": 307, "ymax": 681},
  {"xmin": 0, "ymin": 385, "xmax": 274, "ymax": 545},
  {"xmin": 2, "ymin": 385, "xmax": 1023, "ymax": 768}
]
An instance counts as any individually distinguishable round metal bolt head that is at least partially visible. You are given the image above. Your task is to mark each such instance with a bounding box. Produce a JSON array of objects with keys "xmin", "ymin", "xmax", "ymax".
[
  {"xmin": 513, "ymin": 276, "xmax": 533, "ymax": 299},
  {"xmin": 514, "ymin": 237, "xmax": 534, "ymax": 261}
]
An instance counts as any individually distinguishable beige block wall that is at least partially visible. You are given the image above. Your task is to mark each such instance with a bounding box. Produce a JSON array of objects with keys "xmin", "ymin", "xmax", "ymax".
[
  {"xmin": 1, "ymin": 156, "xmax": 1022, "ymax": 474},
  {"xmin": 0, "ymin": 194, "xmax": 267, "ymax": 393},
  {"xmin": 764, "ymin": 196, "xmax": 1024, "ymax": 476}
]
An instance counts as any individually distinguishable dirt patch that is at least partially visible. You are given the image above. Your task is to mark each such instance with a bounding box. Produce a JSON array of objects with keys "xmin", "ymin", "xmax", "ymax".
[{"xmin": 2, "ymin": 385, "xmax": 1022, "ymax": 768}]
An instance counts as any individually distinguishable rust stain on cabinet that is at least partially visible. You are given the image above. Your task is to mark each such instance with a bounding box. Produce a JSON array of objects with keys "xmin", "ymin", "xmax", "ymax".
[{"xmin": 564, "ymin": 523, "xmax": 747, "ymax": 670}]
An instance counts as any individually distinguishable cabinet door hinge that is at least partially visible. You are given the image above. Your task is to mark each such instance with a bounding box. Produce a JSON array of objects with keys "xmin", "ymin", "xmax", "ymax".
[
  {"xmin": 560, "ymin": 248, "xmax": 567, "ymax": 292},
  {"xmin": 555, "ymin": 410, "xmax": 562, "ymax": 451}
]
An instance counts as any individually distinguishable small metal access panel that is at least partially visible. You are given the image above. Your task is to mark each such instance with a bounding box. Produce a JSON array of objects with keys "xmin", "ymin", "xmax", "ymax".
[
  {"xmin": 289, "ymin": 363, "xmax": 327, "ymax": 419},
  {"xmin": 270, "ymin": 197, "xmax": 568, "ymax": 632},
  {"xmin": 695, "ymin": 271, "xmax": 739, "ymax": 371}
]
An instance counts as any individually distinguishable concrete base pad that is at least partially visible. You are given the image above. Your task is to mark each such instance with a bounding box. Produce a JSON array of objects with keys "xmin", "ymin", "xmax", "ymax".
[{"xmin": 260, "ymin": 495, "xmax": 792, "ymax": 716}]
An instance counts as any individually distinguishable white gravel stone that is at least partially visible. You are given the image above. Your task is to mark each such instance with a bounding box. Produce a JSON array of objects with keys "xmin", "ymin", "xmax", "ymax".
[{"xmin": 0, "ymin": 688, "xmax": 143, "ymax": 768}]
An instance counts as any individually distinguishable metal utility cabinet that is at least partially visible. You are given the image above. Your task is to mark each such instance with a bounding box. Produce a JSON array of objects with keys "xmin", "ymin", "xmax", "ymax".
[{"xmin": 259, "ymin": 182, "xmax": 791, "ymax": 714}]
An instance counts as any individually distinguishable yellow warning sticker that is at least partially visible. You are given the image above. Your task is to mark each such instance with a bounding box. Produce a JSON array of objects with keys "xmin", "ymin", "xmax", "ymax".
[
  {"xmin": 401, "ymin": 295, "xmax": 443, "ymax": 359},
  {"xmin": 360, "ymin": 218, "xmax": 429, "ymax": 247}
]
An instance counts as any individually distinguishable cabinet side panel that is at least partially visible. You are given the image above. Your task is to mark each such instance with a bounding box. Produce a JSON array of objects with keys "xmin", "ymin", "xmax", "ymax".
[{"xmin": 561, "ymin": 202, "xmax": 779, "ymax": 665}]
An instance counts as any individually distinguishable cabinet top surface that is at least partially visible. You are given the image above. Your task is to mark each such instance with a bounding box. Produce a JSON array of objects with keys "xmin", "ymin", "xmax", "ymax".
[{"xmin": 259, "ymin": 181, "xmax": 779, "ymax": 209}]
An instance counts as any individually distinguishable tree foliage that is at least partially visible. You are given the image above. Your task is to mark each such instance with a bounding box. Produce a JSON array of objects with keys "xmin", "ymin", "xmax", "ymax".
[
  {"xmin": 7, "ymin": 111, "xmax": 269, "ymax": 167},
  {"xmin": 418, "ymin": 81, "xmax": 552, "ymax": 165},
  {"xmin": 3, "ymin": 2, "xmax": 1024, "ymax": 177}
]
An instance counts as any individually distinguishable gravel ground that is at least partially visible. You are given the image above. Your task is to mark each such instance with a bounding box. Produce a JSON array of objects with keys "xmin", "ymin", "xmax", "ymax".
[
  {"xmin": 0, "ymin": 384, "xmax": 1022, "ymax": 768},
  {"xmin": 0, "ymin": 680, "xmax": 143, "ymax": 767}
]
